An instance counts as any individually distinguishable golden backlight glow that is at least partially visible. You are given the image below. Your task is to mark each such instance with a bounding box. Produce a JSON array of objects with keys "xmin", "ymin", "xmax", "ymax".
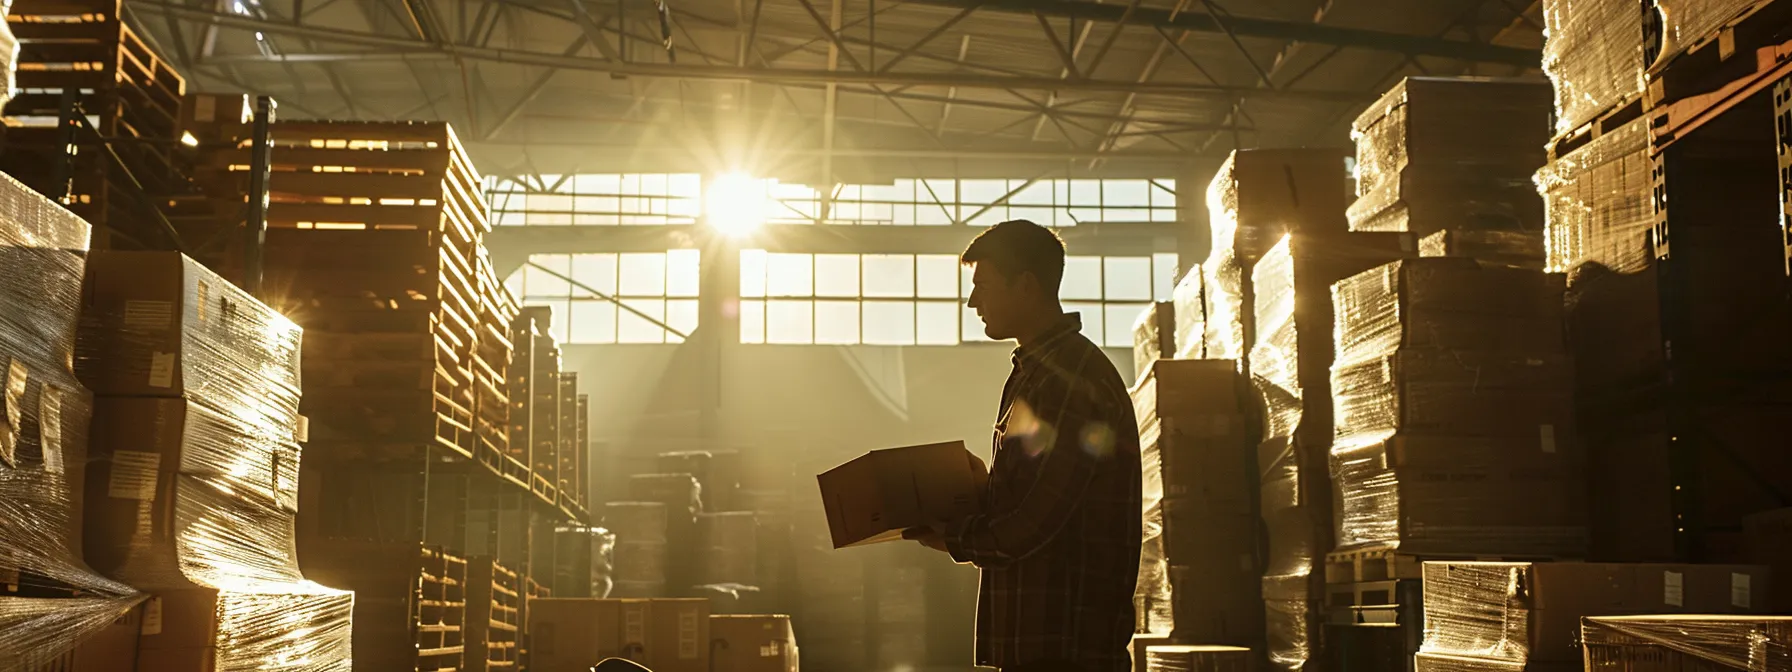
[{"xmin": 705, "ymin": 172, "xmax": 767, "ymax": 237}]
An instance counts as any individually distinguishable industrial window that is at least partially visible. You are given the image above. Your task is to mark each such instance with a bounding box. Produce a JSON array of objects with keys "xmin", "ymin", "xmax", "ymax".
[
  {"xmin": 741, "ymin": 251, "xmax": 1178, "ymax": 347},
  {"xmin": 738, "ymin": 251, "xmax": 965, "ymax": 345},
  {"xmin": 742, "ymin": 178, "xmax": 1177, "ymax": 227},
  {"xmin": 486, "ymin": 174, "xmax": 703, "ymax": 226},
  {"xmin": 504, "ymin": 251, "xmax": 700, "ymax": 344}
]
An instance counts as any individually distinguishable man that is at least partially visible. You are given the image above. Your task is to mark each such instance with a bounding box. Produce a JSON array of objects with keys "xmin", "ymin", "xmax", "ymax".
[{"xmin": 907, "ymin": 219, "xmax": 1143, "ymax": 672}]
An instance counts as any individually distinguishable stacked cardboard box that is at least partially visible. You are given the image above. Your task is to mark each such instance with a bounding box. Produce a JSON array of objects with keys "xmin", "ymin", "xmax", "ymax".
[
  {"xmin": 698, "ymin": 511, "xmax": 759, "ymax": 588},
  {"xmin": 1132, "ymin": 301, "xmax": 1176, "ymax": 380},
  {"xmin": 605, "ymin": 502, "xmax": 670, "ymax": 597},
  {"xmin": 1145, "ymin": 645, "xmax": 1254, "ymax": 672},
  {"xmin": 1348, "ymin": 77, "xmax": 1552, "ymax": 266},
  {"xmin": 1201, "ymin": 148, "xmax": 1355, "ymax": 363},
  {"xmin": 1170, "ymin": 267, "xmax": 1205, "ymax": 359},
  {"xmin": 1130, "ymin": 359, "xmax": 1258, "ymax": 644},
  {"xmin": 870, "ymin": 562, "xmax": 930, "ymax": 669},
  {"xmin": 1251, "ymin": 232, "xmax": 1415, "ymax": 672},
  {"xmin": 710, "ymin": 614, "xmax": 799, "ymax": 672},
  {"xmin": 1328, "ymin": 258, "xmax": 1586, "ymax": 557},
  {"xmin": 1417, "ymin": 562, "xmax": 1770, "ymax": 672},
  {"xmin": 660, "ymin": 449, "xmax": 743, "ymax": 513},
  {"xmin": 0, "ymin": 171, "xmax": 143, "ymax": 669},
  {"xmin": 1581, "ymin": 615, "xmax": 1792, "ymax": 672},
  {"xmin": 76, "ymin": 250, "xmax": 353, "ymax": 670},
  {"xmin": 527, "ymin": 597, "xmax": 711, "ymax": 672},
  {"xmin": 790, "ymin": 524, "xmax": 866, "ymax": 670},
  {"xmin": 1539, "ymin": 0, "xmax": 1645, "ymax": 138}
]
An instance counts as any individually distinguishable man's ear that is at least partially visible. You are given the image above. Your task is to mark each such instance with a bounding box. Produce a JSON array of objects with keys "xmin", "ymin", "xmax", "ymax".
[{"xmin": 1015, "ymin": 271, "xmax": 1043, "ymax": 299}]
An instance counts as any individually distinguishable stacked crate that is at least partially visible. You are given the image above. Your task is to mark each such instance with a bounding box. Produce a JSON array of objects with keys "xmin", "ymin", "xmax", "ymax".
[
  {"xmin": 464, "ymin": 556, "xmax": 523, "ymax": 672},
  {"xmin": 1347, "ymin": 77, "xmax": 1553, "ymax": 269},
  {"xmin": 1416, "ymin": 561, "xmax": 1770, "ymax": 672},
  {"xmin": 557, "ymin": 373, "xmax": 581, "ymax": 507},
  {"xmin": 1580, "ymin": 615, "xmax": 1792, "ymax": 671},
  {"xmin": 0, "ymin": 171, "xmax": 143, "ymax": 667},
  {"xmin": 473, "ymin": 248, "xmax": 522, "ymax": 485},
  {"xmin": 0, "ymin": 0, "xmax": 190, "ymax": 248},
  {"xmin": 1538, "ymin": 0, "xmax": 1792, "ymax": 565},
  {"xmin": 513, "ymin": 307, "xmax": 562, "ymax": 500},
  {"xmin": 1129, "ymin": 359, "xmax": 1258, "ymax": 645}
]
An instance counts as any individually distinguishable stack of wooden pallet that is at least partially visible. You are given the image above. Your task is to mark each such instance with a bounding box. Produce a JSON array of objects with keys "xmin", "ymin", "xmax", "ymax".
[
  {"xmin": 464, "ymin": 556, "xmax": 524, "ymax": 672},
  {"xmin": 0, "ymin": 0, "xmax": 193, "ymax": 249},
  {"xmin": 304, "ymin": 541, "xmax": 467, "ymax": 672}
]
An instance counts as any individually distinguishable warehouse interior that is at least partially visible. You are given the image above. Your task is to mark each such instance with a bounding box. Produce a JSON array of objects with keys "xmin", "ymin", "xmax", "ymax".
[{"xmin": 3, "ymin": 0, "xmax": 1792, "ymax": 671}]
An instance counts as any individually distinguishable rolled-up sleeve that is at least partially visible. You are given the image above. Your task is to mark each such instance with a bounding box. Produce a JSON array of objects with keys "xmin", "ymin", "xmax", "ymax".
[{"xmin": 944, "ymin": 348, "xmax": 1113, "ymax": 568}]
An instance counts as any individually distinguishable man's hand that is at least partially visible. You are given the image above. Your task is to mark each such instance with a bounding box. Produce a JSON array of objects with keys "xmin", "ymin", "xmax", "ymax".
[{"xmin": 903, "ymin": 525, "xmax": 949, "ymax": 553}]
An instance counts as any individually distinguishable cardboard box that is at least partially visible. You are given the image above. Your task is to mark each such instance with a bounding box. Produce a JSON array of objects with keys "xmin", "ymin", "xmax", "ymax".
[
  {"xmin": 76, "ymin": 252, "xmax": 303, "ymax": 428},
  {"xmin": 1348, "ymin": 77, "xmax": 1550, "ymax": 235},
  {"xmin": 816, "ymin": 441, "xmax": 987, "ymax": 548},
  {"xmin": 710, "ymin": 615, "xmax": 797, "ymax": 672},
  {"xmin": 83, "ymin": 397, "xmax": 301, "ymax": 589},
  {"xmin": 1333, "ymin": 349, "xmax": 1575, "ymax": 440},
  {"xmin": 1132, "ymin": 301, "xmax": 1175, "ymax": 380},
  {"xmin": 1419, "ymin": 228, "xmax": 1546, "ymax": 270},
  {"xmin": 1333, "ymin": 258, "xmax": 1567, "ymax": 360},
  {"xmin": 35, "ymin": 601, "xmax": 145, "ymax": 671},
  {"xmin": 1332, "ymin": 433, "xmax": 1587, "ymax": 557},
  {"xmin": 529, "ymin": 598, "xmax": 711, "ymax": 672},
  {"xmin": 1420, "ymin": 562, "xmax": 1771, "ymax": 664},
  {"xmin": 1208, "ymin": 149, "xmax": 1355, "ymax": 263}
]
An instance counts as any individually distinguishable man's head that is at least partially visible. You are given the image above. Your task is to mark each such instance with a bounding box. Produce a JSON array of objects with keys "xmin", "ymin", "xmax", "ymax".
[{"xmin": 961, "ymin": 219, "xmax": 1066, "ymax": 341}]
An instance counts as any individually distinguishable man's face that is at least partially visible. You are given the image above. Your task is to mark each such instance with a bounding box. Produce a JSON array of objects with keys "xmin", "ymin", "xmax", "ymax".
[{"xmin": 967, "ymin": 261, "xmax": 1027, "ymax": 341}]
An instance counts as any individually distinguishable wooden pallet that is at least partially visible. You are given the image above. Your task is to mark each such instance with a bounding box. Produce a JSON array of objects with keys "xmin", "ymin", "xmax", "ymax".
[
  {"xmin": 301, "ymin": 389, "xmax": 476, "ymax": 459},
  {"xmin": 1647, "ymin": 0, "xmax": 1792, "ymax": 108},
  {"xmin": 463, "ymin": 557, "xmax": 522, "ymax": 672},
  {"xmin": 417, "ymin": 547, "xmax": 467, "ymax": 672},
  {"xmin": 297, "ymin": 542, "xmax": 467, "ymax": 672},
  {"xmin": 1547, "ymin": 96, "xmax": 1646, "ymax": 162},
  {"xmin": 1322, "ymin": 546, "xmax": 1565, "ymax": 585}
]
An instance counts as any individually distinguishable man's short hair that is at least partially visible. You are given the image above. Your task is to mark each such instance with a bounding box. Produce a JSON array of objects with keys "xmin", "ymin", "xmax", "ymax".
[{"xmin": 960, "ymin": 219, "xmax": 1066, "ymax": 292}]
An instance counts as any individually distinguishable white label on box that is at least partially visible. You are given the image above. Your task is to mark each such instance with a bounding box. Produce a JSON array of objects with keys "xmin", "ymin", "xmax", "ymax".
[
  {"xmin": 1733, "ymin": 573, "xmax": 1752, "ymax": 608},
  {"xmin": 109, "ymin": 450, "xmax": 160, "ymax": 500},
  {"xmin": 678, "ymin": 608, "xmax": 700, "ymax": 659},
  {"xmin": 623, "ymin": 604, "xmax": 646, "ymax": 647},
  {"xmin": 1539, "ymin": 425, "xmax": 1556, "ymax": 453},
  {"xmin": 148, "ymin": 352, "xmax": 175, "ymax": 389},
  {"xmin": 1664, "ymin": 571, "xmax": 1684, "ymax": 607},
  {"xmin": 123, "ymin": 300, "xmax": 173, "ymax": 330},
  {"xmin": 142, "ymin": 597, "xmax": 163, "ymax": 635},
  {"xmin": 40, "ymin": 385, "xmax": 62, "ymax": 474},
  {"xmin": 195, "ymin": 281, "xmax": 209, "ymax": 322}
]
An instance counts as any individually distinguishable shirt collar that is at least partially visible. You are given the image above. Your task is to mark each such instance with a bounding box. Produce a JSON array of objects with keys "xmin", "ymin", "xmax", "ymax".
[{"xmin": 1013, "ymin": 312, "xmax": 1082, "ymax": 364}]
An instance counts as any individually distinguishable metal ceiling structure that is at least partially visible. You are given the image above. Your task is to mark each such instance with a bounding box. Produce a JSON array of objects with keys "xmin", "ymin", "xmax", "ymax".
[{"xmin": 125, "ymin": 0, "xmax": 1545, "ymax": 180}]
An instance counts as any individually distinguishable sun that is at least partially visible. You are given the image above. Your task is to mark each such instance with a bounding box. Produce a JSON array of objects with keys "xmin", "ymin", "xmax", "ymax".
[{"xmin": 705, "ymin": 172, "xmax": 767, "ymax": 237}]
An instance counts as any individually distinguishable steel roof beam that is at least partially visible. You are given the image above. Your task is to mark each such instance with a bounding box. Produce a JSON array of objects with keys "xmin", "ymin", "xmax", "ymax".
[{"xmin": 902, "ymin": 0, "xmax": 1541, "ymax": 66}]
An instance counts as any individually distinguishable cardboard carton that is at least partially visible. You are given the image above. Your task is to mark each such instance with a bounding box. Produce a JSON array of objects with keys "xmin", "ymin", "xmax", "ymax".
[
  {"xmin": 1419, "ymin": 562, "xmax": 1771, "ymax": 664},
  {"xmin": 816, "ymin": 441, "xmax": 987, "ymax": 548},
  {"xmin": 529, "ymin": 598, "xmax": 711, "ymax": 672},
  {"xmin": 76, "ymin": 251, "xmax": 303, "ymax": 428},
  {"xmin": 710, "ymin": 615, "xmax": 798, "ymax": 672},
  {"xmin": 1132, "ymin": 301, "xmax": 1175, "ymax": 380}
]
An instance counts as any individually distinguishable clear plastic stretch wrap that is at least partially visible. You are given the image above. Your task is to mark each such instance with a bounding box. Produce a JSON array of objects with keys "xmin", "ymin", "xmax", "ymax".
[
  {"xmin": 76, "ymin": 252, "xmax": 306, "ymax": 434},
  {"xmin": 1583, "ymin": 616, "xmax": 1792, "ymax": 672},
  {"xmin": 1541, "ymin": 0, "xmax": 1645, "ymax": 137},
  {"xmin": 1134, "ymin": 301, "xmax": 1175, "ymax": 380},
  {"xmin": 591, "ymin": 525, "xmax": 616, "ymax": 598},
  {"xmin": 1534, "ymin": 117, "xmax": 1654, "ymax": 274},
  {"xmin": 1348, "ymin": 77, "xmax": 1552, "ymax": 236},
  {"xmin": 82, "ymin": 394, "xmax": 354, "ymax": 670},
  {"xmin": 1328, "ymin": 259, "xmax": 1583, "ymax": 555},
  {"xmin": 1653, "ymin": 1, "xmax": 1763, "ymax": 70},
  {"xmin": 1203, "ymin": 250, "xmax": 1249, "ymax": 361},
  {"xmin": 0, "ymin": 172, "xmax": 144, "ymax": 670},
  {"xmin": 698, "ymin": 511, "xmax": 758, "ymax": 586},
  {"xmin": 1420, "ymin": 229, "xmax": 1547, "ymax": 270},
  {"xmin": 1262, "ymin": 573, "xmax": 1317, "ymax": 672},
  {"xmin": 1172, "ymin": 265, "xmax": 1206, "ymax": 359},
  {"xmin": 1420, "ymin": 562, "xmax": 1772, "ymax": 668},
  {"xmin": 1146, "ymin": 645, "xmax": 1255, "ymax": 672},
  {"xmin": 0, "ymin": 0, "xmax": 16, "ymax": 111},
  {"xmin": 1131, "ymin": 370, "xmax": 1174, "ymax": 635}
]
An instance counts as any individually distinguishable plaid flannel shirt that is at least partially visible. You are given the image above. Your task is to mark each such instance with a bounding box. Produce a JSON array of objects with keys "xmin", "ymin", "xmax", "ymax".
[{"xmin": 945, "ymin": 313, "xmax": 1142, "ymax": 672}]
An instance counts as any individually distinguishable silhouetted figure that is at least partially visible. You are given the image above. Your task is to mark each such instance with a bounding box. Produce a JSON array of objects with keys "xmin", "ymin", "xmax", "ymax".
[{"xmin": 906, "ymin": 220, "xmax": 1142, "ymax": 672}]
